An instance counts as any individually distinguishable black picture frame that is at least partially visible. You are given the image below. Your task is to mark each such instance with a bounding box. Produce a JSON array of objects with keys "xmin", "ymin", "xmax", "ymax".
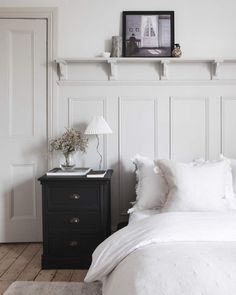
[{"xmin": 122, "ymin": 11, "xmax": 175, "ymax": 57}]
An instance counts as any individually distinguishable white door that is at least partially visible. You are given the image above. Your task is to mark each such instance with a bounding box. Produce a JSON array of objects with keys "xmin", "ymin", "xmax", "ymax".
[{"xmin": 0, "ymin": 19, "xmax": 47, "ymax": 242}]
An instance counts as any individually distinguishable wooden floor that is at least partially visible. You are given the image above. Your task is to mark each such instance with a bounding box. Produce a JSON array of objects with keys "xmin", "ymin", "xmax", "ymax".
[{"xmin": 0, "ymin": 243, "xmax": 87, "ymax": 294}]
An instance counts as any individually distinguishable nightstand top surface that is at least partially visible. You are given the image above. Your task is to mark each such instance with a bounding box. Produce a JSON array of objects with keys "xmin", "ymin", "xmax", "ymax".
[{"xmin": 38, "ymin": 169, "xmax": 113, "ymax": 182}]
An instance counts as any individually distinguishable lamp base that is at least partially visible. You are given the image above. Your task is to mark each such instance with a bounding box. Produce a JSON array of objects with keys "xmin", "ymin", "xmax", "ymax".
[{"xmin": 96, "ymin": 134, "xmax": 103, "ymax": 170}]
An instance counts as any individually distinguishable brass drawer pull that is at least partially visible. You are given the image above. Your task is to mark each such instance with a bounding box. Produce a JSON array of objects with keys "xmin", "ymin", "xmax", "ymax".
[
  {"xmin": 69, "ymin": 193, "xmax": 80, "ymax": 200},
  {"xmin": 69, "ymin": 217, "xmax": 80, "ymax": 224},
  {"xmin": 69, "ymin": 241, "xmax": 79, "ymax": 247}
]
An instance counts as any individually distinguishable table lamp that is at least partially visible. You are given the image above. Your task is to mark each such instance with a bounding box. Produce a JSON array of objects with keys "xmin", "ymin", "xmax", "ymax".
[{"xmin": 84, "ymin": 116, "xmax": 112, "ymax": 170}]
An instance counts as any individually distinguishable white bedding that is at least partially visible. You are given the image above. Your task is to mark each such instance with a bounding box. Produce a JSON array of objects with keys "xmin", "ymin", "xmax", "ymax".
[
  {"xmin": 128, "ymin": 209, "xmax": 159, "ymax": 224},
  {"xmin": 85, "ymin": 212, "xmax": 236, "ymax": 295}
]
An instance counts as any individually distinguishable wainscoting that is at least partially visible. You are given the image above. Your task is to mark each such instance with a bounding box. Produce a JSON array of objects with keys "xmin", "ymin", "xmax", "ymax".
[{"xmin": 54, "ymin": 58, "xmax": 236, "ymax": 227}]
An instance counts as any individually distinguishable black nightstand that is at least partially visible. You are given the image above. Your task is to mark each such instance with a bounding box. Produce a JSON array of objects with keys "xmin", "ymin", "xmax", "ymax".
[{"xmin": 38, "ymin": 169, "xmax": 113, "ymax": 269}]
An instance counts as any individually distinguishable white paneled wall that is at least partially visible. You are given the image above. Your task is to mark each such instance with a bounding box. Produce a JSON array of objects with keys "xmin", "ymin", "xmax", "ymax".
[
  {"xmin": 221, "ymin": 97, "xmax": 236, "ymax": 157},
  {"xmin": 2, "ymin": 0, "xmax": 236, "ymax": 59},
  {"xmin": 55, "ymin": 62, "xmax": 236, "ymax": 228},
  {"xmin": 170, "ymin": 97, "xmax": 209, "ymax": 161},
  {"xmin": 118, "ymin": 97, "xmax": 158, "ymax": 214}
]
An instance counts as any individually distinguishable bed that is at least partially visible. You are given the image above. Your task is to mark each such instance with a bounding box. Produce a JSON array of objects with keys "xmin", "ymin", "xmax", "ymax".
[{"xmin": 84, "ymin": 156, "xmax": 236, "ymax": 295}]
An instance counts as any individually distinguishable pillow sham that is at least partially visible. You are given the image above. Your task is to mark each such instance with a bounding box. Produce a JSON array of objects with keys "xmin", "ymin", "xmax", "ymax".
[
  {"xmin": 130, "ymin": 154, "xmax": 168, "ymax": 211},
  {"xmin": 220, "ymin": 155, "xmax": 236, "ymax": 194},
  {"xmin": 230, "ymin": 158, "xmax": 236, "ymax": 193},
  {"xmin": 195, "ymin": 157, "xmax": 235, "ymax": 201},
  {"xmin": 156, "ymin": 159, "xmax": 234, "ymax": 212}
]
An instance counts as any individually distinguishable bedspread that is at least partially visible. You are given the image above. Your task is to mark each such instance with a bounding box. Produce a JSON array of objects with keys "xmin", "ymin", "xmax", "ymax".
[{"xmin": 85, "ymin": 212, "xmax": 236, "ymax": 295}]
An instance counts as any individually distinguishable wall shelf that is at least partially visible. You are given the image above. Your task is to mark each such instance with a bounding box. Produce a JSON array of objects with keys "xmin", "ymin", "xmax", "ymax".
[{"xmin": 55, "ymin": 57, "xmax": 236, "ymax": 82}]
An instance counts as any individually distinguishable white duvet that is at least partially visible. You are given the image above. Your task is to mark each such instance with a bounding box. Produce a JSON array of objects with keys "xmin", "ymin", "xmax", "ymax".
[{"xmin": 85, "ymin": 212, "xmax": 236, "ymax": 295}]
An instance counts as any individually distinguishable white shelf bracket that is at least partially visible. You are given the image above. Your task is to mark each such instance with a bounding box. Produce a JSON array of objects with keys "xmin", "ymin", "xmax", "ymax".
[
  {"xmin": 107, "ymin": 59, "xmax": 118, "ymax": 81},
  {"xmin": 212, "ymin": 59, "xmax": 223, "ymax": 80},
  {"xmin": 56, "ymin": 59, "xmax": 68, "ymax": 81},
  {"xmin": 160, "ymin": 61, "xmax": 169, "ymax": 80}
]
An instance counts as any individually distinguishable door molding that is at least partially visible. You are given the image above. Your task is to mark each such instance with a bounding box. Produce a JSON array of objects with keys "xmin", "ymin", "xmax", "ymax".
[{"xmin": 0, "ymin": 7, "xmax": 57, "ymax": 168}]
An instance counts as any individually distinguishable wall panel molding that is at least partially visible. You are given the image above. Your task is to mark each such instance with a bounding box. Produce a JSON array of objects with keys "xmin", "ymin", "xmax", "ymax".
[
  {"xmin": 118, "ymin": 96, "xmax": 158, "ymax": 215},
  {"xmin": 56, "ymin": 66, "xmax": 236, "ymax": 226},
  {"xmin": 221, "ymin": 96, "xmax": 236, "ymax": 157},
  {"xmin": 170, "ymin": 96, "xmax": 209, "ymax": 161}
]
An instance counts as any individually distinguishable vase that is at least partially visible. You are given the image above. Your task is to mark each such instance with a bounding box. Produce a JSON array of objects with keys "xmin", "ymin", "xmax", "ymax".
[
  {"xmin": 111, "ymin": 36, "xmax": 122, "ymax": 57},
  {"xmin": 60, "ymin": 153, "xmax": 76, "ymax": 171},
  {"xmin": 172, "ymin": 43, "xmax": 182, "ymax": 58}
]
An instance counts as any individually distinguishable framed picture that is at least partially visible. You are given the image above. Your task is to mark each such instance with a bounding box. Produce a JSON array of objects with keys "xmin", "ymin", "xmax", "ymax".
[{"xmin": 123, "ymin": 11, "xmax": 175, "ymax": 57}]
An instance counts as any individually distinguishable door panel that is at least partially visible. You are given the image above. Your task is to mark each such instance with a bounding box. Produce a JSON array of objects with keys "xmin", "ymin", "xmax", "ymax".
[{"xmin": 0, "ymin": 19, "xmax": 47, "ymax": 242}]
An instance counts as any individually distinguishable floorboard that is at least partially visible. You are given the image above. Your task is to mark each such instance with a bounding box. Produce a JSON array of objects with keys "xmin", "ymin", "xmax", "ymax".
[
  {"xmin": 0, "ymin": 243, "xmax": 87, "ymax": 295},
  {"xmin": 70, "ymin": 269, "xmax": 88, "ymax": 282},
  {"xmin": 17, "ymin": 247, "xmax": 42, "ymax": 281},
  {"xmin": 0, "ymin": 244, "xmax": 27, "ymax": 277},
  {"xmin": 53, "ymin": 269, "xmax": 74, "ymax": 282},
  {"xmin": 0, "ymin": 246, "xmax": 11, "ymax": 261},
  {"xmin": 34, "ymin": 269, "xmax": 57, "ymax": 282},
  {"xmin": 0, "ymin": 244, "xmax": 41, "ymax": 281}
]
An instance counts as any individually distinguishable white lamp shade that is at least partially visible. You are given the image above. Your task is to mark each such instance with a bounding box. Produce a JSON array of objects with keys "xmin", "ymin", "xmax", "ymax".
[{"xmin": 84, "ymin": 116, "xmax": 112, "ymax": 135}]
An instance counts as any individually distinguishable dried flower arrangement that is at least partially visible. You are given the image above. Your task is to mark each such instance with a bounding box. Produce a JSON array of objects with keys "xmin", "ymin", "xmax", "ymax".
[{"xmin": 50, "ymin": 128, "xmax": 88, "ymax": 168}]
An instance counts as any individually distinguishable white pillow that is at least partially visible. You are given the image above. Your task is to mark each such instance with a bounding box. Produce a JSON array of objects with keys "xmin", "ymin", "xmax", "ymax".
[
  {"xmin": 221, "ymin": 155, "xmax": 236, "ymax": 194},
  {"xmin": 230, "ymin": 159, "xmax": 236, "ymax": 193},
  {"xmin": 156, "ymin": 159, "xmax": 234, "ymax": 212},
  {"xmin": 220, "ymin": 156, "xmax": 236, "ymax": 210},
  {"xmin": 195, "ymin": 157, "xmax": 235, "ymax": 201},
  {"xmin": 130, "ymin": 154, "xmax": 168, "ymax": 211}
]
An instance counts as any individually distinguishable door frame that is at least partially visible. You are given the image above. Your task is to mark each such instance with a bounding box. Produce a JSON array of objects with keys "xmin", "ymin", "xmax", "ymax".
[{"xmin": 0, "ymin": 7, "xmax": 57, "ymax": 168}]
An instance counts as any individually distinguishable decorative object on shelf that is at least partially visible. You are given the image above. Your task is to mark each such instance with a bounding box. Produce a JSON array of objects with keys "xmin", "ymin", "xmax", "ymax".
[
  {"xmin": 102, "ymin": 51, "xmax": 111, "ymax": 58},
  {"xmin": 50, "ymin": 128, "xmax": 88, "ymax": 171},
  {"xmin": 123, "ymin": 11, "xmax": 175, "ymax": 57},
  {"xmin": 111, "ymin": 36, "xmax": 122, "ymax": 57},
  {"xmin": 172, "ymin": 43, "xmax": 182, "ymax": 57},
  {"xmin": 85, "ymin": 116, "xmax": 112, "ymax": 170}
]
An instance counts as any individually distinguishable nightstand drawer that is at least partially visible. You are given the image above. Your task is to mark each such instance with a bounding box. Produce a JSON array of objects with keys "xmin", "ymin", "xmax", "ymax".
[
  {"xmin": 47, "ymin": 234, "xmax": 102, "ymax": 257},
  {"xmin": 47, "ymin": 212, "xmax": 101, "ymax": 233},
  {"xmin": 47, "ymin": 184, "xmax": 100, "ymax": 211}
]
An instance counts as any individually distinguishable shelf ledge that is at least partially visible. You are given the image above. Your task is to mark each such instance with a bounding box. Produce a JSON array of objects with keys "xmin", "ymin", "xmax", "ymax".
[{"xmin": 55, "ymin": 57, "xmax": 236, "ymax": 82}]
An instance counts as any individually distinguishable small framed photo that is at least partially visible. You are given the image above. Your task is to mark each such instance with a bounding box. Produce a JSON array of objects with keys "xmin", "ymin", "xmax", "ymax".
[{"xmin": 123, "ymin": 11, "xmax": 175, "ymax": 57}]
